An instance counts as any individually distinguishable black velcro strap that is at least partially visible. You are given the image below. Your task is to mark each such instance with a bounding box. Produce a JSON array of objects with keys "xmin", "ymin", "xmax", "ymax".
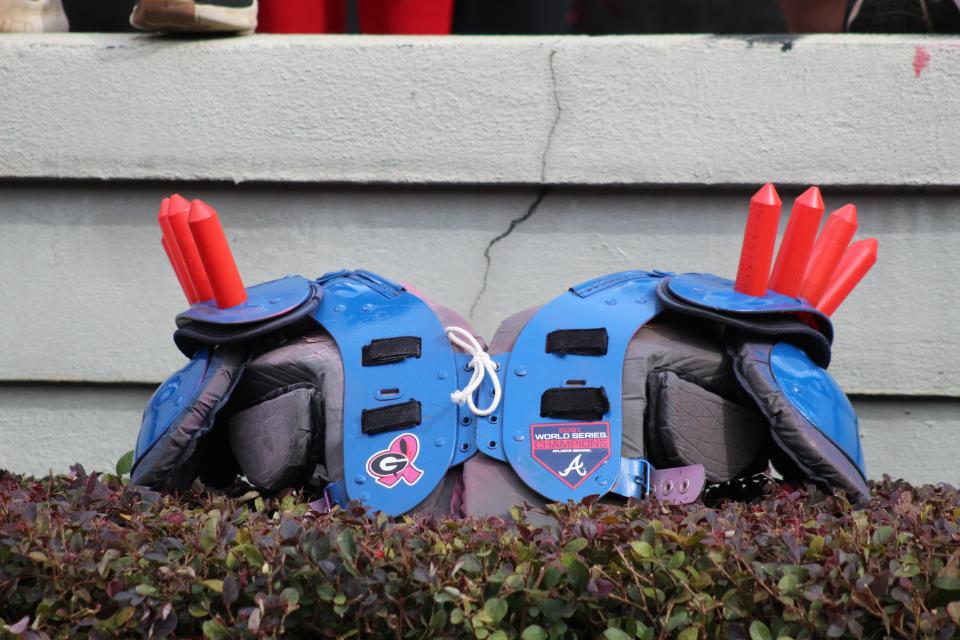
[
  {"xmin": 361, "ymin": 400, "xmax": 422, "ymax": 435},
  {"xmin": 545, "ymin": 328, "xmax": 609, "ymax": 356},
  {"xmin": 540, "ymin": 387, "xmax": 610, "ymax": 421},
  {"xmin": 362, "ymin": 337, "xmax": 422, "ymax": 366}
]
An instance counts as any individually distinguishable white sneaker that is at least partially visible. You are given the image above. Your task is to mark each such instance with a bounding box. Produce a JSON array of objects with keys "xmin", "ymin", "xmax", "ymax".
[
  {"xmin": 0, "ymin": 0, "xmax": 69, "ymax": 32},
  {"xmin": 130, "ymin": 0, "xmax": 258, "ymax": 34}
]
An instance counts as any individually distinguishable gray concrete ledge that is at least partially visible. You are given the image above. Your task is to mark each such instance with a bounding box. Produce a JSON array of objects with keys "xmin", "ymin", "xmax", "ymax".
[
  {"xmin": 1, "ymin": 33, "xmax": 959, "ymax": 186},
  {"xmin": 0, "ymin": 384, "xmax": 955, "ymax": 487}
]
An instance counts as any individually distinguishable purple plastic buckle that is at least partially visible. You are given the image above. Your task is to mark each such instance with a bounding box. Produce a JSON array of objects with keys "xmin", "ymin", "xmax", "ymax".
[{"xmin": 650, "ymin": 464, "xmax": 706, "ymax": 505}]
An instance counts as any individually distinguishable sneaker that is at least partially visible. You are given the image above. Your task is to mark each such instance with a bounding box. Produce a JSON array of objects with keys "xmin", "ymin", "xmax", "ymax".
[
  {"xmin": 845, "ymin": 0, "xmax": 960, "ymax": 32},
  {"xmin": 130, "ymin": 0, "xmax": 257, "ymax": 34},
  {"xmin": 0, "ymin": 0, "xmax": 68, "ymax": 32}
]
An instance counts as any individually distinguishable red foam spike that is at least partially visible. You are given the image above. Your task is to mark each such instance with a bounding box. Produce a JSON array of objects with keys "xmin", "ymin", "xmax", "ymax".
[
  {"xmin": 158, "ymin": 197, "xmax": 199, "ymax": 303},
  {"xmin": 188, "ymin": 199, "xmax": 247, "ymax": 309},
  {"xmin": 161, "ymin": 236, "xmax": 197, "ymax": 303},
  {"xmin": 769, "ymin": 186, "xmax": 824, "ymax": 297},
  {"xmin": 816, "ymin": 238, "xmax": 878, "ymax": 316},
  {"xmin": 799, "ymin": 204, "xmax": 858, "ymax": 305},
  {"xmin": 167, "ymin": 194, "xmax": 214, "ymax": 302},
  {"xmin": 734, "ymin": 183, "xmax": 782, "ymax": 296}
]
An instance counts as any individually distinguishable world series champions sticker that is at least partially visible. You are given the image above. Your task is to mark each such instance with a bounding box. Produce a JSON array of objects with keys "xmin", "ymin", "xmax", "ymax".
[
  {"xmin": 366, "ymin": 433, "xmax": 424, "ymax": 488},
  {"xmin": 530, "ymin": 422, "xmax": 612, "ymax": 489}
]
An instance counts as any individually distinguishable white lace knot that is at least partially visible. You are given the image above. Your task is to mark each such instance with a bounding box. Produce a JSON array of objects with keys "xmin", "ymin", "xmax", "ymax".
[{"xmin": 444, "ymin": 326, "xmax": 502, "ymax": 417}]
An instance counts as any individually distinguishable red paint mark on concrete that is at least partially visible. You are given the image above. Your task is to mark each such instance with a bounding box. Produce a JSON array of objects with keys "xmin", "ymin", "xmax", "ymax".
[{"xmin": 913, "ymin": 46, "xmax": 931, "ymax": 77}]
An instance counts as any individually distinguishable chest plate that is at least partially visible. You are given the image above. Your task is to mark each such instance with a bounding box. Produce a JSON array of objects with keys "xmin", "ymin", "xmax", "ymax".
[{"xmin": 477, "ymin": 271, "xmax": 666, "ymax": 502}]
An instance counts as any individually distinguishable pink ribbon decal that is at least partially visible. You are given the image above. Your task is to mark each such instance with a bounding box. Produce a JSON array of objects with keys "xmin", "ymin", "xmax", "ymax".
[{"xmin": 366, "ymin": 434, "xmax": 424, "ymax": 488}]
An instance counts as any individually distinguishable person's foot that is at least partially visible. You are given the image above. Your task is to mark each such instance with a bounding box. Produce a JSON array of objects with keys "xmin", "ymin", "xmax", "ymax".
[
  {"xmin": 0, "ymin": 0, "xmax": 69, "ymax": 32},
  {"xmin": 130, "ymin": 0, "xmax": 257, "ymax": 34},
  {"xmin": 845, "ymin": 0, "xmax": 960, "ymax": 32}
]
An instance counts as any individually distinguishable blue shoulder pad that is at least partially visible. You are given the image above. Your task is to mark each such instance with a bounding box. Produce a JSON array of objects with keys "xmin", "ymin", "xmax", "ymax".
[
  {"xmin": 660, "ymin": 272, "xmax": 834, "ymax": 368},
  {"xmin": 733, "ymin": 340, "xmax": 868, "ymax": 497},
  {"xmin": 477, "ymin": 270, "xmax": 666, "ymax": 503},
  {"xmin": 132, "ymin": 345, "xmax": 246, "ymax": 489},
  {"xmin": 314, "ymin": 270, "xmax": 475, "ymax": 516},
  {"xmin": 667, "ymin": 272, "xmax": 818, "ymax": 314},
  {"xmin": 770, "ymin": 343, "xmax": 866, "ymax": 474}
]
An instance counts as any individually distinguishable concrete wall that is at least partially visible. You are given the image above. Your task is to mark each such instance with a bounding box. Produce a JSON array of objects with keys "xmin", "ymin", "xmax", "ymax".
[{"xmin": 0, "ymin": 35, "xmax": 957, "ymax": 484}]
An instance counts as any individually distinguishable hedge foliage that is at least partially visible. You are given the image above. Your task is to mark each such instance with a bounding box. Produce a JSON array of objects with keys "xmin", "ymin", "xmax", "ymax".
[{"xmin": 1, "ymin": 467, "xmax": 959, "ymax": 639}]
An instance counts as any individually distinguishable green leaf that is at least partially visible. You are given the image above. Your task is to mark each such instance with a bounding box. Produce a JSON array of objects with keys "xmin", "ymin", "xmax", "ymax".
[
  {"xmin": 27, "ymin": 551, "xmax": 49, "ymax": 564},
  {"xmin": 947, "ymin": 601, "xmax": 960, "ymax": 625},
  {"xmin": 338, "ymin": 529, "xmax": 357, "ymax": 563},
  {"xmin": 453, "ymin": 554, "xmax": 482, "ymax": 576},
  {"xmin": 603, "ymin": 628, "xmax": 631, "ymax": 640},
  {"xmin": 678, "ymin": 627, "xmax": 699, "ymax": 640},
  {"xmin": 202, "ymin": 619, "xmax": 228, "ymax": 640},
  {"xmin": 484, "ymin": 597, "xmax": 509, "ymax": 624},
  {"xmin": 872, "ymin": 525, "xmax": 894, "ymax": 545},
  {"xmin": 668, "ymin": 551, "xmax": 686, "ymax": 570},
  {"xmin": 631, "ymin": 540, "xmax": 654, "ymax": 559},
  {"xmin": 234, "ymin": 544, "xmax": 264, "ymax": 567},
  {"xmin": 566, "ymin": 560, "xmax": 589, "ymax": 590},
  {"xmin": 563, "ymin": 538, "xmax": 589, "ymax": 554},
  {"xmin": 749, "ymin": 620, "xmax": 773, "ymax": 640},
  {"xmin": 934, "ymin": 575, "xmax": 960, "ymax": 592},
  {"xmin": 200, "ymin": 510, "xmax": 221, "ymax": 552},
  {"xmin": 777, "ymin": 574, "xmax": 798, "ymax": 595},
  {"xmin": 522, "ymin": 625, "xmax": 548, "ymax": 640},
  {"xmin": 200, "ymin": 579, "xmax": 223, "ymax": 593},
  {"xmin": 136, "ymin": 584, "xmax": 158, "ymax": 596},
  {"xmin": 281, "ymin": 587, "xmax": 300, "ymax": 607},
  {"xmin": 115, "ymin": 450, "xmax": 134, "ymax": 476}
]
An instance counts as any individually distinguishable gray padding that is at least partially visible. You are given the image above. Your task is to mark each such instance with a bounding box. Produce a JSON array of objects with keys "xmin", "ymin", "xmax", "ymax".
[
  {"xmin": 230, "ymin": 328, "xmax": 345, "ymax": 484},
  {"xmin": 646, "ymin": 370, "xmax": 765, "ymax": 483},
  {"xmin": 622, "ymin": 319, "xmax": 740, "ymax": 458},
  {"xmin": 228, "ymin": 385, "xmax": 322, "ymax": 493}
]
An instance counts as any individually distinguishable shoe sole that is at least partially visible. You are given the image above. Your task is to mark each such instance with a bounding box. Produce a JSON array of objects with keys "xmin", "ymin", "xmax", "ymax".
[
  {"xmin": 130, "ymin": 0, "xmax": 257, "ymax": 34},
  {"xmin": 0, "ymin": 0, "xmax": 68, "ymax": 32}
]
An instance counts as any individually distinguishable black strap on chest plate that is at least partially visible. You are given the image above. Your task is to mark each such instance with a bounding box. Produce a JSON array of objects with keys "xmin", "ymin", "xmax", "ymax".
[
  {"xmin": 545, "ymin": 328, "xmax": 609, "ymax": 356},
  {"xmin": 540, "ymin": 387, "xmax": 610, "ymax": 421},
  {"xmin": 362, "ymin": 336, "xmax": 422, "ymax": 366}
]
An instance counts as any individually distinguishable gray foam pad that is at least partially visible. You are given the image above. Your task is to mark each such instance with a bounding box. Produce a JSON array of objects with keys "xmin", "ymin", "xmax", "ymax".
[
  {"xmin": 646, "ymin": 370, "xmax": 766, "ymax": 483},
  {"xmin": 228, "ymin": 385, "xmax": 322, "ymax": 493}
]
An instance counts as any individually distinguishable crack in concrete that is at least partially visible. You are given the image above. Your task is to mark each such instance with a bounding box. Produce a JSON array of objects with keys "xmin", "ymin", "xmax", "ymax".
[
  {"xmin": 469, "ymin": 187, "xmax": 549, "ymax": 319},
  {"xmin": 541, "ymin": 47, "xmax": 561, "ymax": 182},
  {"xmin": 468, "ymin": 47, "xmax": 562, "ymax": 320}
]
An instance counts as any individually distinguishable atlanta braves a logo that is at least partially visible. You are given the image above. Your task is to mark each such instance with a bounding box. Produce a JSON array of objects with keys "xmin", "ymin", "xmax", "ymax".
[
  {"xmin": 558, "ymin": 454, "xmax": 588, "ymax": 478},
  {"xmin": 530, "ymin": 422, "xmax": 611, "ymax": 489},
  {"xmin": 366, "ymin": 434, "xmax": 424, "ymax": 488}
]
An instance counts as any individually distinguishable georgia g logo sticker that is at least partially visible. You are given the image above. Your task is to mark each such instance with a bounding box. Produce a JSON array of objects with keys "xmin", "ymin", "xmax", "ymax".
[{"xmin": 366, "ymin": 433, "xmax": 424, "ymax": 488}]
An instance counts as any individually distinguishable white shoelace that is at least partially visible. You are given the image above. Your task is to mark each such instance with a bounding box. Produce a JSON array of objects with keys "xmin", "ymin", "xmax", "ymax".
[{"xmin": 444, "ymin": 326, "xmax": 502, "ymax": 417}]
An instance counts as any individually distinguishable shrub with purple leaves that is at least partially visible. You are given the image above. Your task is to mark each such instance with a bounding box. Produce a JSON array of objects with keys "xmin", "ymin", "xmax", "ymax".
[{"xmin": 1, "ymin": 466, "xmax": 958, "ymax": 639}]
